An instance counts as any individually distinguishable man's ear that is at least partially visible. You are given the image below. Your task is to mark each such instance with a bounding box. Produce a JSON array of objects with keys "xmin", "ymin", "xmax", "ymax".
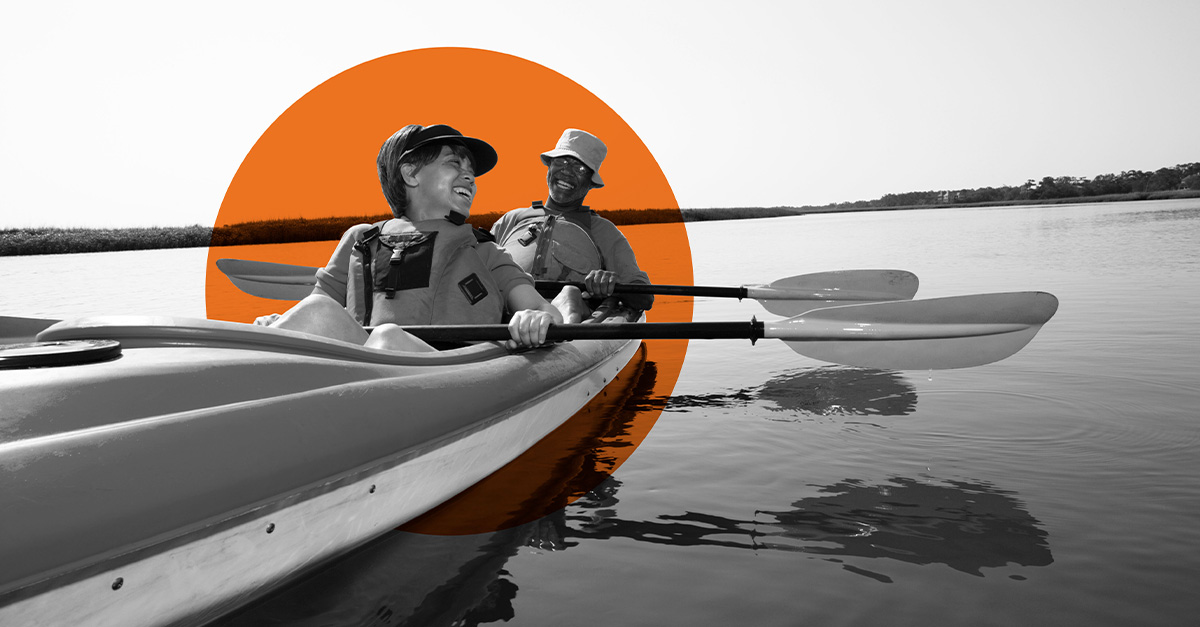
[{"xmin": 400, "ymin": 162, "xmax": 419, "ymax": 187}]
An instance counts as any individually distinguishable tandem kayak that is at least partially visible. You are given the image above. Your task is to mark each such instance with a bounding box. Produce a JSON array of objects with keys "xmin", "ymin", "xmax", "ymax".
[{"xmin": 0, "ymin": 310, "xmax": 644, "ymax": 626}]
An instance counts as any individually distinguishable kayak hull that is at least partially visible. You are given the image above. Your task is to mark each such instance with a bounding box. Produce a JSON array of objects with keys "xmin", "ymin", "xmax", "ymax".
[{"xmin": 0, "ymin": 314, "xmax": 642, "ymax": 626}]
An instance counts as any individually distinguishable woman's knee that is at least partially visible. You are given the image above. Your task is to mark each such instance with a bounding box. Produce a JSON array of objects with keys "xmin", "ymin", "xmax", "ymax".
[
  {"xmin": 272, "ymin": 294, "xmax": 367, "ymax": 344},
  {"xmin": 365, "ymin": 324, "xmax": 437, "ymax": 353}
]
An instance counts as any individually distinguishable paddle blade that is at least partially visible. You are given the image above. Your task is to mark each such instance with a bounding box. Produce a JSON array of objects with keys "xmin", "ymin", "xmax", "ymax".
[
  {"xmin": 748, "ymin": 269, "xmax": 919, "ymax": 317},
  {"xmin": 215, "ymin": 258, "xmax": 320, "ymax": 301},
  {"xmin": 1, "ymin": 315, "xmax": 62, "ymax": 344},
  {"xmin": 766, "ymin": 291, "xmax": 1059, "ymax": 370}
]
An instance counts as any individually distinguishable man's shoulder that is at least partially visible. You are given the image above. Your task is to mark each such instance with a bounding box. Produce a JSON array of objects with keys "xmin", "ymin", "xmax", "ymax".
[
  {"xmin": 500, "ymin": 204, "xmax": 546, "ymax": 219},
  {"xmin": 491, "ymin": 204, "xmax": 545, "ymax": 237},
  {"xmin": 579, "ymin": 212, "xmax": 622, "ymax": 236}
]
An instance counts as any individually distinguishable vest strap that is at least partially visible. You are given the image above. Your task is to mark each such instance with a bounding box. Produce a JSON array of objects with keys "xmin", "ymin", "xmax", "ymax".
[
  {"xmin": 383, "ymin": 232, "xmax": 437, "ymax": 299},
  {"xmin": 352, "ymin": 224, "xmax": 382, "ymax": 326}
]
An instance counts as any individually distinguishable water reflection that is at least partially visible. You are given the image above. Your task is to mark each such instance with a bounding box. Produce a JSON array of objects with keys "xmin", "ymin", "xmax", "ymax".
[
  {"xmin": 754, "ymin": 477, "xmax": 1054, "ymax": 578},
  {"xmin": 558, "ymin": 475, "xmax": 1052, "ymax": 581},
  {"xmin": 217, "ymin": 473, "xmax": 1051, "ymax": 625},
  {"xmin": 668, "ymin": 366, "xmax": 918, "ymax": 418},
  {"xmin": 213, "ymin": 360, "xmax": 1049, "ymax": 625}
]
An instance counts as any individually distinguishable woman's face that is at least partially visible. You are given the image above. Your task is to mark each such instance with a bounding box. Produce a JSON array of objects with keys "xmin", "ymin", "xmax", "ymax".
[{"xmin": 404, "ymin": 144, "xmax": 477, "ymax": 220}]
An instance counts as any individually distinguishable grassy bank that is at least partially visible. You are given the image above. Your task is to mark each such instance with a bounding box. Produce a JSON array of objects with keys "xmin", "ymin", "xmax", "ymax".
[{"xmin": 4, "ymin": 191, "xmax": 1198, "ymax": 256}]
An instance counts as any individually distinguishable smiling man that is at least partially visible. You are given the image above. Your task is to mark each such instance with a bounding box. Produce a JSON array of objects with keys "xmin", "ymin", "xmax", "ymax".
[{"xmin": 491, "ymin": 129, "xmax": 654, "ymax": 316}]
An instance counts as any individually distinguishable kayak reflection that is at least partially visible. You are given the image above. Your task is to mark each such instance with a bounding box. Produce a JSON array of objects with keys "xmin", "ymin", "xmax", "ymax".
[{"xmin": 667, "ymin": 366, "xmax": 918, "ymax": 418}]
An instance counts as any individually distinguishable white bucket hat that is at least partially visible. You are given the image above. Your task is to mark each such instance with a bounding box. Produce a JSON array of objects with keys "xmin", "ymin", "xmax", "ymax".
[{"xmin": 540, "ymin": 129, "xmax": 606, "ymax": 188}]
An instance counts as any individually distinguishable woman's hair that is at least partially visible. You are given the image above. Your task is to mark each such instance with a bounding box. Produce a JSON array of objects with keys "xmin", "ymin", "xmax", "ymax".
[{"xmin": 377, "ymin": 125, "xmax": 476, "ymax": 218}]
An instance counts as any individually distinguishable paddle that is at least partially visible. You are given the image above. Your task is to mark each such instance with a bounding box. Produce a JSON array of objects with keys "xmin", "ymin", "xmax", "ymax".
[
  {"xmin": 1, "ymin": 291, "xmax": 1056, "ymax": 369},
  {"xmin": 399, "ymin": 292, "xmax": 1059, "ymax": 370},
  {"xmin": 537, "ymin": 269, "xmax": 917, "ymax": 315},
  {"xmin": 215, "ymin": 258, "xmax": 321, "ymax": 301},
  {"xmin": 214, "ymin": 258, "xmax": 919, "ymax": 312}
]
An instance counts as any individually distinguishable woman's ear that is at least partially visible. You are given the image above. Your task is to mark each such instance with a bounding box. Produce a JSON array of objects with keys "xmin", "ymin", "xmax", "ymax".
[{"xmin": 400, "ymin": 162, "xmax": 419, "ymax": 187}]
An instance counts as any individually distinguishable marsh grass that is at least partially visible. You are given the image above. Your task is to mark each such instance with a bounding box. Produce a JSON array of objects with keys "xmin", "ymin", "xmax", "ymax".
[
  {"xmin": 0, "ymin": 209, "xmax": 695, "ymax": 256},
  {"xmin": 1, "ymin": 225, "xmax": 214, "ymax": 256},
  {"xmin": 5, "ymin": 191, "xmax": 1198, "ymax": 256}
]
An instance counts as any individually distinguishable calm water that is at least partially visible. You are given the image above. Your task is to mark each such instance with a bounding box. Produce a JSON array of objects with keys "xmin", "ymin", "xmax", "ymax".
[{"xmin": 2, "ymin": 199, "xmax": 1198, "ymax": 626}]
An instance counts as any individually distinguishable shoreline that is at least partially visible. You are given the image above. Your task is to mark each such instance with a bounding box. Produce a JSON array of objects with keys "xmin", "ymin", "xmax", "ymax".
[{"xmin": 3, "ymin": 190, "xmax": 1198, "ymax": 257}]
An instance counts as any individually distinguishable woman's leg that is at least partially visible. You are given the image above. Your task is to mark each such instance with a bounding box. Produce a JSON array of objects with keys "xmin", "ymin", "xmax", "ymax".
[
  {"xmin": 269, "ymin": 294, "xmax": 369, "ymax": 344},
  {"xmin": 364, "ymin": 324, "xmax": 437, "ymax": 352}
]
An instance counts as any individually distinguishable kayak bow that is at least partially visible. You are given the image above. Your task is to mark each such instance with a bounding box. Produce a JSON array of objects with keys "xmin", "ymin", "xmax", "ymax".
[{"xmin": 0, "ymin": 311, "xmax": 643, "ymax": 626}]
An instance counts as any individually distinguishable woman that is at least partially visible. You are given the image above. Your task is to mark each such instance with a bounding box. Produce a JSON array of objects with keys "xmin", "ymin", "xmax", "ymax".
[{"xmin": 260, "ymin": 124, "xmax": 562, "ymax": 351}]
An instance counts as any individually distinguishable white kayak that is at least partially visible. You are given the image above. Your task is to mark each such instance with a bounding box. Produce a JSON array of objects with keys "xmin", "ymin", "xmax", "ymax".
[{"xmin": 0, "ymin": 310, "xmax": 643, "ymax": 626}]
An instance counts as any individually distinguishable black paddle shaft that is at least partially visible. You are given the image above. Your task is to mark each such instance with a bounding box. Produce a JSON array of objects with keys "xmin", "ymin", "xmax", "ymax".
[
  {"xmin": 534, "ymin": 280, "xmax": 747, "ymax": 299},
  {"xmin": 402, "ymin": 320, "xmax": 766, "ymax": 343}
]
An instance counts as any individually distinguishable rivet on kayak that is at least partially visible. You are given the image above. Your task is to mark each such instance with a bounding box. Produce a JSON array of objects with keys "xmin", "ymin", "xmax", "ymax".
[
  {"xmin": 369, "ymin": 484, "xmax": 376, "ymax": 494},
  {"xmin": 266, "ymin": 523, "xmax": 276, "ymax": 534},
  {"xmin": 111, "ymin": 577, "xmax": 124, "ymax": 591}
]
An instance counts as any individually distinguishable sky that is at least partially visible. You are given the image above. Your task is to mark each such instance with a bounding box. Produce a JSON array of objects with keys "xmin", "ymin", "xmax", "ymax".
[{"xmin": 3, "ymin": 0, "xmax": 1198, "ymax": 229}]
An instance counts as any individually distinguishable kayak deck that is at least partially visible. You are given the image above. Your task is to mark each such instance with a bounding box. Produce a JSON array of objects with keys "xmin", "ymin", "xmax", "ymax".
[{"xmin": 0, "ymin": 312, "xmax": 643, "ymax": 626}]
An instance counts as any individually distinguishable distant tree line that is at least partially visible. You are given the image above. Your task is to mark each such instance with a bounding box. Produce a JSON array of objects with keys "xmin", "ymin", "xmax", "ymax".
[
  {"xmin": 835, "ymin": 162, "xmax": 1200, "ymax": 209},
  {"xmin": 4, "ymin": 162, "xmax": 1198, "ymax": 255}
]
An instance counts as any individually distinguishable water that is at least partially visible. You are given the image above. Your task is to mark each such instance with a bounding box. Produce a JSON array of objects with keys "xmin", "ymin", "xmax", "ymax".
[{"xmin": 3, "ymin": 199, "xmax": 1198, "ymax": 625}]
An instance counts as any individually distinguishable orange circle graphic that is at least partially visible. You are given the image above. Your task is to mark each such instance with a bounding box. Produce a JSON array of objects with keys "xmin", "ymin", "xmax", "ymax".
[{"xmin": 205, "ymin": 48, "xmax": 692, "ymax": 534}]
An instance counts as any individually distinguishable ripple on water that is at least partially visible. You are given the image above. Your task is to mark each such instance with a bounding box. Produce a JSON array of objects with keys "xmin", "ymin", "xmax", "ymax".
[{"xmin": 898, "ymin": 370, "xmax": 1200, "ymax": 487}]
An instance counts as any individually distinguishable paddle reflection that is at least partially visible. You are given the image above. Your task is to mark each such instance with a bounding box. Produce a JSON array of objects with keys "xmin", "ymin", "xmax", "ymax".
[
  {"xmin": 562, "ymin": 475, "xmax": 1053, "ymax": 581},
  {"xmin": 668, "ymin": 366, "xmax": 918, "ymax": 418},
  {"xmin": 216, "ymin": 472, "xmax": 1052, "ymax": 625}
]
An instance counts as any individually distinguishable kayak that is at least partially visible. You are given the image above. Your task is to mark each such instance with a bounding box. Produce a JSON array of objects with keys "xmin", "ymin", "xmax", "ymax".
[
  {"xmin": 215, "ymin": 337, "xmax": 656, "ymax": 624},
  {"xmin": 0, "ymin": 309, "xmax": 644, "ymax": 626}
]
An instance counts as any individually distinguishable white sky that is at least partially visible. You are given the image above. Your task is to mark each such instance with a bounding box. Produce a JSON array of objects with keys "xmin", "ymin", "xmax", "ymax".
[{"xmin": 3, "ymin": 0, "xmax": 1198, "ymax": 228}]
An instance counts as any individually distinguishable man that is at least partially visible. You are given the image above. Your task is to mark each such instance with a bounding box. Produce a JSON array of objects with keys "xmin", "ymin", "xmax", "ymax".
[{"xmin": 491, "ymin": 129, "xmax": 654, "ymax": 317}]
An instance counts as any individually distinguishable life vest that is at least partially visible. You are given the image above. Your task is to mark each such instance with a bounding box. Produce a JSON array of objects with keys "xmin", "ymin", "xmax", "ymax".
[
  {"xmin": 346, "ymin": 217, "xmax": 505, "ymax": 327},
  {"xmin": 497, "ymin": 202, "xmax": 603, "ymax": 282}
]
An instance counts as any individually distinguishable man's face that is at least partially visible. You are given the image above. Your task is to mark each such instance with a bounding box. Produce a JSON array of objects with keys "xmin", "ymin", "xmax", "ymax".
[{"xmin": 546, "ymin": 156, "xmax": 594, "ymax": 206}]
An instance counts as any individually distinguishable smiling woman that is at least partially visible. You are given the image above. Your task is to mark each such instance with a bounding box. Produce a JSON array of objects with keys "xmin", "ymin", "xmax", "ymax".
[{"xmin": 257, "ymin": 122, "xmax": 564, "ymax": 352}]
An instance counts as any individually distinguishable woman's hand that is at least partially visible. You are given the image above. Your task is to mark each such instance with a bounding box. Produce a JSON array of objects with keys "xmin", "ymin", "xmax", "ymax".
[
  {"xmin": 583, "ymin": 269, "xmax": 618, "ymax": 298},
  {"xmin": 254, "ymin": 313, "xmax": 282, "ymax": 326},
  {"xmin": 506, "ymin": 308, "xmax": 555, "ymax": 349}
]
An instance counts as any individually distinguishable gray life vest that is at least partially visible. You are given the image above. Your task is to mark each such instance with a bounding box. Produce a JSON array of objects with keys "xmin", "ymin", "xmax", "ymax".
[
  {"xmin": 496, "ymin": 202, "xmax": 603, "ymax": 282},
  {"xmin": 347, "ymin": 217, "xmax": 505, "ymax": 327}
]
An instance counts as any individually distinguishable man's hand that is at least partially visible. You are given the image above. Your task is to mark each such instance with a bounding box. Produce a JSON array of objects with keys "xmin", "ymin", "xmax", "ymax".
[{"xmin": 583, "ymin": 269, "xmax": 618, "ymax": 298}]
